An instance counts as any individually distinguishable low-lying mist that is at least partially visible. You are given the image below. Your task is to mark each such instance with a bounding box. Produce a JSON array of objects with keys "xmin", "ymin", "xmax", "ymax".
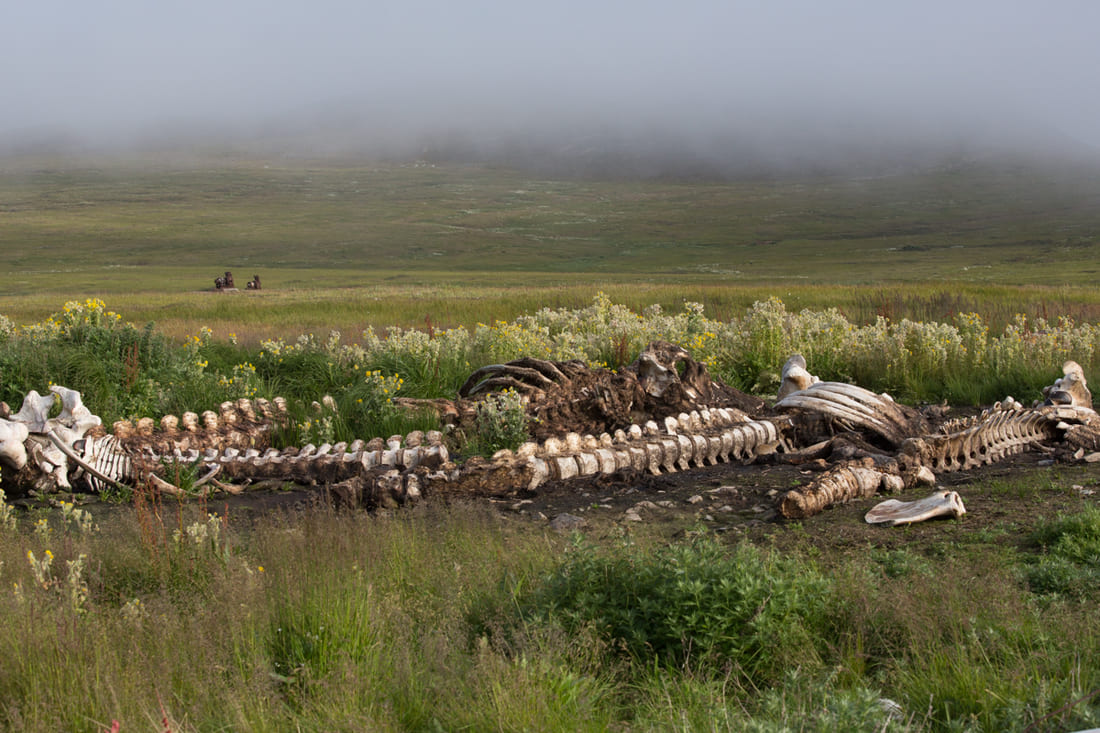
[{"xmin": 5, "ymin": 0, "xmax": 1099, "ymax": 179}]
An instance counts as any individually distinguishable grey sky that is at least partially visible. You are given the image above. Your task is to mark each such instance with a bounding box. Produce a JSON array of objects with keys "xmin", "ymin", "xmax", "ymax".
[{"xmin": 5, "ymin": 0, "xmax": 1100, "ymax": 163}]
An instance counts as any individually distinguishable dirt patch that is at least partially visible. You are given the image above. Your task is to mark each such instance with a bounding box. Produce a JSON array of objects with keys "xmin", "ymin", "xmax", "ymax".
[
  {"xmin": 474, "ymin": 453, "xmax": 1100, "ymax": 557},
  {"xmin": 28, "ymin": 450, "xmax": 1100, "ymax": 566}
]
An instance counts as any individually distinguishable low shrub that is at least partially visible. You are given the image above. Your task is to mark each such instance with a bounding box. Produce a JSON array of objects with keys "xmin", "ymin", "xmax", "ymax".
[
  {"xmin": 513, "ymin": 536, "xmax": 830, "ymax": 683},
  {"xmin": 464, "ymin": 388, "xmax": 530, "ymax": 457}
]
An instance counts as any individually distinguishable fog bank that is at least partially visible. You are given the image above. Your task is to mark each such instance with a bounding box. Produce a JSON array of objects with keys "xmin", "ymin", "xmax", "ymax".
[{"xmin": 5, "ymin": 0, "xmax": 1099, "ymax": 175}]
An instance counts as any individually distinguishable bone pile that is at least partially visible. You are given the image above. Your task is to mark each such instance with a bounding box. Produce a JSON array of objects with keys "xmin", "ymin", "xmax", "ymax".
[{"xmin": 0, "ymin": 348, "xmax": 1096, "ymax": 521}]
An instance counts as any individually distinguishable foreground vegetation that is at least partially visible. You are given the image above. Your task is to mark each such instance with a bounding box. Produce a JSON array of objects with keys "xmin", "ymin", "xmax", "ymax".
[
  {"xmin": 0, "ymin": 296, "xmax": 1096, "ymax": 729},
  {"xmin": 0, "ymin": 484, "xmax": 1098, "ymax": 731}
]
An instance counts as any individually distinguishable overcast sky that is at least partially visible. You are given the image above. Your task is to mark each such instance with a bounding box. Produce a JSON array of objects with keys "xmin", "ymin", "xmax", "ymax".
[{"xmin": 5, "ymin": 0, "xmax": 1100, "ymax": 165}]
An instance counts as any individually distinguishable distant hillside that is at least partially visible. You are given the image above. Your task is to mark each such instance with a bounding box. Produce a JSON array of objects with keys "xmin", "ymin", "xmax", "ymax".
[{"xmin": 1, "ymin": 149, "xmax": 1099, "ymax": 290}]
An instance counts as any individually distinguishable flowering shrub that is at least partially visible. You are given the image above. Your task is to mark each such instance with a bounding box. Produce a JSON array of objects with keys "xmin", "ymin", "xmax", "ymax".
[
  {"xmin": 59, "ymin": 500, "xmax": 97, "ymax": 534},
  {"xmin": 467, "ymin": 389, "xmax": 530, "ymax": 456},
  {"xmin": 0, "ymin": 488, "xmax": 15, "ymax": 532},
  {"xmin": 217, "ymin": 362, "xmax": 260, "ymax": 398},
  {"xmin": 22, "ymin": 548, "xmax": 88, "ymax": 613},
  {"xmin": 0, "ymin": 296, "xmax": 1097, "ymax": 434}
]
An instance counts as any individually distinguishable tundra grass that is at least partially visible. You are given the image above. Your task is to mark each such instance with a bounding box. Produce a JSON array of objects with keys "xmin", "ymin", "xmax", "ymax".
[
  {"xmin": 4, "ymin": 154, "xmax": 1099, "ymax": 281},
  {"xmin": 4, "ymin": 151, "xmax": 1100, "ymax": 343},
  {"xmin": 3, "ymin": 280, "xmax": 1100, "ymax": 347},
  {"xmin": 0, "ymin": 487, "xmax": 1098, "ymax": 731},
  {"xmin": 3, "ymin": 153, "xmax": 1100, "ymax": 335}
]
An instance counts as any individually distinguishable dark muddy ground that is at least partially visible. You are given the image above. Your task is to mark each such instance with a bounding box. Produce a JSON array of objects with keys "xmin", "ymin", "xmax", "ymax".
[
  {"xmin": 482, "ymin": 454, "xmax": 1100, "ymax": 555},
  {"xmin": 149, "ymin": 451, "xmax": 1100, "ymax": 562}
]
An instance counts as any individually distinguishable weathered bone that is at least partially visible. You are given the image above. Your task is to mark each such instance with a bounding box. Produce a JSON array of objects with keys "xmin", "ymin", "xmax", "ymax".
[
  {"xmin": 776, "ymin": 381, "xmax": 920, "ymax": 447},
  {"xmin": 12, "ymin": 390, "xmax": 55, "ymax": 433},
  {"xmin": 1043, "ymin": 360, "xmax": 1092, "ymax": 408},
  {"xmin": 1, "ymin": 347, "xmax": 1091, "ymax": 520},
  {"xmin": 865, "ymin": 491, "xmax": 967, "ymax": 526},
  {"xmin": 633, "ymin": 343, "xmax": 691, "ymax": 398},
  {"xmin": 780, "ymin": 462, "xmax": 905, "ymax": 519},
  {"xmin": 49, "ymin": 385, "xmax": 102, "ymax": 439},
  {"xmin": 777, "ymin": 354, "xmax": 819, "ymax": 400},
  {"xmin": 45, "ymin": 429, "xmax": 121, "ymax": 490},
  {"xmin": 0, "ymin": 418, "xmax": 30, "ymax": 469},
  {"xmin": 145, "ymin": 472, "xmax": 201, "ymax": 497}
]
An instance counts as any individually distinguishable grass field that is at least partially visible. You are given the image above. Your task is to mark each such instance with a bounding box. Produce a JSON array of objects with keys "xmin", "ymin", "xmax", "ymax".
[
  {"xmin": 3, "ymin": 152, "xmax": 1100, "ymax": 341},
  {"xmin": 2, "ymin": 150, "xmax": 1100, "ymax": 731}
]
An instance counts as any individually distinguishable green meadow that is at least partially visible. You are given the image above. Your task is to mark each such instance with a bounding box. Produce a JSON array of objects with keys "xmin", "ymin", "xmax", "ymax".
[{"xmin": 3, "ymin": 152, "xmax": 1100, "ymax": 342}]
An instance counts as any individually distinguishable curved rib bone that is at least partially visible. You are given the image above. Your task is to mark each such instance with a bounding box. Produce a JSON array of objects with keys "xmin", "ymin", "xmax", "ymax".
[{"xmin": 776, "ymin": 381, "xmax": 922, "ymax": 447}]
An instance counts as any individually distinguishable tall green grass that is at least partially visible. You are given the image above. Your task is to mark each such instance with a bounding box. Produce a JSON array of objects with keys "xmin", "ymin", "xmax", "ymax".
[{"xmin": 1, "ymin": 490, "xmax": 1095, "ymax": 731}]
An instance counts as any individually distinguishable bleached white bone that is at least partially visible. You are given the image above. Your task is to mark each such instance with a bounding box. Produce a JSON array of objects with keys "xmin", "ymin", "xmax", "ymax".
[
  {"xmin": 46, "ymin": 430, "xmax": 118, "ymax": 489},
  {"xmin": 777, "ymin": 354, "xmax": 819, "ymax": 400},
  {"xmin": 11, "ymin": 390, "xmax": 55, "ymax": 433},
  {"xmin": 865, "ymin": 490, "xmax": 966, "ymax": 526},
  {"xmin": 49, "ymin": 385, "xmax": 102, "ymax": 434},
  {"xmin": 0, "ymin": 418, "xmax": 30, "ymax": 469}
]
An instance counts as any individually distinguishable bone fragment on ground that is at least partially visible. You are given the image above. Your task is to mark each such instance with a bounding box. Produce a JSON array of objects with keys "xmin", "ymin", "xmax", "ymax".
[{"xmin": 865, "ymin": 490, "xmax": 967, "ymax": 526}]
